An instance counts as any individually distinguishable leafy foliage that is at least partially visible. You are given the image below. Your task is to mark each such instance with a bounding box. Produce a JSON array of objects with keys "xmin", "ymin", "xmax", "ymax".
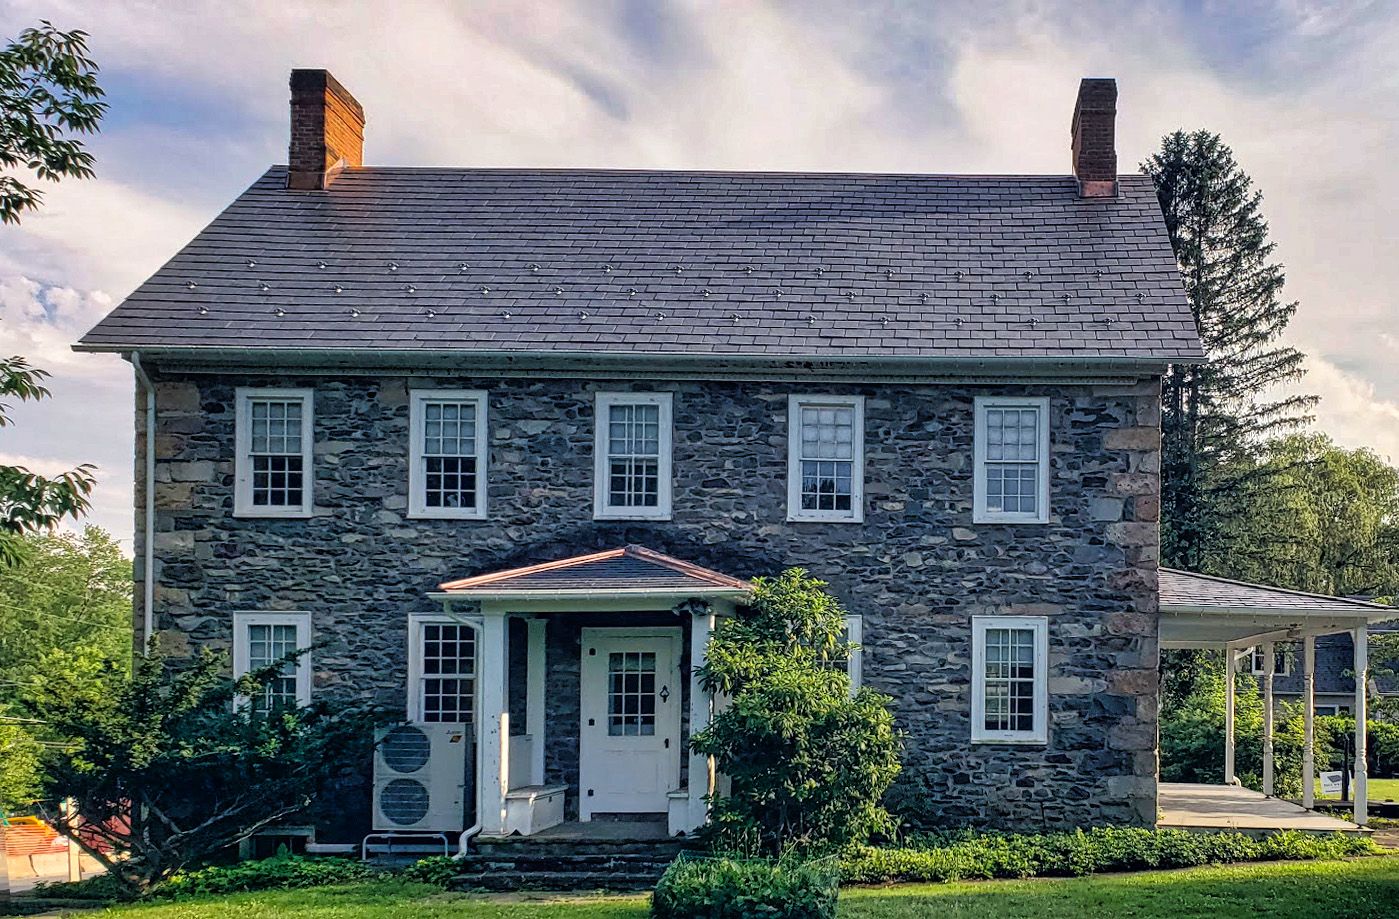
[
  {"xmin": 690, "ymin": 569, "xmax": 902, "ymax": 856},
  {"xmin": 839, "ymin": 828, "xmax": 1379, "ymax": 885},
  {"xmin": 23, "ymin": 646, "xmax": 376, "ymax": 893},
  {"xmin": 0, "ymin": 356, "xmax": 97, "ymax": 567},
  {"xmin": 0, "ymin": 20, "xmax": 106, "ymax": 224},
  {"xmin": 651, "ymin": 853, "xmax": 839, "ymax": 919},
  {"xmin": 35, "ymin": 854, "xmax": 383, "ymax": 901}
]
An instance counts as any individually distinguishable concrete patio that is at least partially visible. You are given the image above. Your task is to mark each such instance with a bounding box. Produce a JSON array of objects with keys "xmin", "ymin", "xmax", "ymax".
[{"xmin": 1159, "ymin": 782, "xmax": 1365, "ymax": 835}]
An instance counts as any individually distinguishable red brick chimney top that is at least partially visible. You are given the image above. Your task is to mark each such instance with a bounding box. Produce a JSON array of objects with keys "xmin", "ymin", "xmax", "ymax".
[
  {"xmin": 288, "ymin": 69, "xmax": 364, "ymax": 190},
  {"xmin": 1071, "ymin": 78, "xmax": 1117, "ymax": 198}
]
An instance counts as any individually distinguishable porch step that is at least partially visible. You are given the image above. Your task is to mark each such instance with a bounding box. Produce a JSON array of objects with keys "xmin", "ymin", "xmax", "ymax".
[
  {"xmin": 456, "ymin": 833, "xmax": 700, "ymax": 891},
  {"xmin": 452, "ymin": 868, "xmax": 662, "ymax": 891}
]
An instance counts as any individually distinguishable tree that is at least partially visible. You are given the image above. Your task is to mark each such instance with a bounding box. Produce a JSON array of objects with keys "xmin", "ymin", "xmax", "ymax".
[
  {"xmin": 23, "ymin": 647, "xmax": 375, "ymax": 893},
  {"xmin": 0, "ymin": 357, "xmax": 97, "ymax": 567},
  {"xmin": 690, "ymin": 569, "xmax": 902, "ymax": 856},
  {"xmin": 1143, "ymin": 131, "xmax": 1315, "ymax": 575},
  {"xmin": 1, "ymin": 20, "xmax": 106, "ymax": 224}
]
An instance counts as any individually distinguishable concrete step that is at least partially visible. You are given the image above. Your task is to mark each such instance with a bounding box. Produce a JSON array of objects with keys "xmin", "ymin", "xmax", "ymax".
[
  {"xmin": 451, "ymin": 869, "xmax": 662, "ymax": 891},
  {"xmin": 457, "ymin": 852, "xmax": 675, "ymax": 873},
  {"xmin": 474, "ymin": 838, "xmax": 697, "ymax": 858}
]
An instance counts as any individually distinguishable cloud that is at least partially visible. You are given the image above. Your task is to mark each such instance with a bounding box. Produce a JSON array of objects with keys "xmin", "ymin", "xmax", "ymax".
[{"xmin": 1301, "ymin": 357, "xmax": 1399, "ymax": 464}]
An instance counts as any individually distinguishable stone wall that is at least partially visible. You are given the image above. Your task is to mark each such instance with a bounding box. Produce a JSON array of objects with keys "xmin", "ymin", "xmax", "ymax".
[{"xmin": 139, "ymin": 370, "xmax": 1161, "ymax": 834}]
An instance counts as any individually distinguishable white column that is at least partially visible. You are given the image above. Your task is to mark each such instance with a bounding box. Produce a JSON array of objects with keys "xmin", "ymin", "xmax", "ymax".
[
  {"xmin": 1262, "ymin": 641, "xmax": 1275, "ymax": 796},
  {"xmin": 477, "ymin": 610, "xmax": 510, "ymax": 835},
  {"xmin": 1302, "ymin": 635, "xmax": 1315, "ymax": 809},
  {"xmin": 687, "ymin": 607, "xmax": 717, "ymax": 833},
  {"xmin": 1224, "ymin": 647, "xmax": 1237, "ymax": 785},
  {"xmin": 1354, "ymin": 625, "xmax": 1368, "ymax": 827},
  {"xmin": 526, "ymin": 618, "xmax": 547, "ymax": 786}
]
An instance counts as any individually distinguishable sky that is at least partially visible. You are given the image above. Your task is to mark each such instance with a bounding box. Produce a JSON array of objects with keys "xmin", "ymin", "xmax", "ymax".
[{"xmin": 2, "ymin": 0, "xmax": 1398, "ymax": 547}]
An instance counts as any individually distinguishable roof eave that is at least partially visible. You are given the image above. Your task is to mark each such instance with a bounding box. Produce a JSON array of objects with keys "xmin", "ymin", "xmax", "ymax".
[{"xmin": 428, "ymin": 587, "xmax": 753, "ymax": 602}]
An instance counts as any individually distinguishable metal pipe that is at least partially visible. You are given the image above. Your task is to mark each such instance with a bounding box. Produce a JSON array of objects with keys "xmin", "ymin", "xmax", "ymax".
[{"xmin": 130, "ymin": 353, "xmax": 156, "ymax": 654}]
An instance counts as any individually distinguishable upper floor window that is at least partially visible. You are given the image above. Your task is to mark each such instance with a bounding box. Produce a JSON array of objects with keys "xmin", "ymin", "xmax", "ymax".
[
  {"xmin": 1251, "ymin": 645, "xmax": 1293, "ymax": 677},
  {"xmin": 971, "ymin": 615, "xmax": 1048, "ymax": 744},
  {"xmin": 410, "ymin": 390, "xmax": 488, "ymax": 519},
  {"xmin": 787, "ymin": 395, "xmax": 864, "ymax": 522},
  {"xmin": 235, "ymin": 388, "xmax": 314, "ymax": 517},
  {"xmin": 594, "ymin": 392, "xmax": 673, "ymax": 520},
  {"xmin": 973, "ymin": 396, "xmax": 1050, "ymax": 524},
  {"xmin": 233, "ymin": 611, "xmax": 311, "ymax": 712}
]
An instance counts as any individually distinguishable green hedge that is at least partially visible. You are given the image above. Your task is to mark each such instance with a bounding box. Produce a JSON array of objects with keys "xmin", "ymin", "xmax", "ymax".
[
  {"xmin": 36, "ymin": 854, "xmax": 383, "ymax": 900},
  {"xmin": 840, "ymin": 827, "xmax": 1380, "ymax": 884},
  {"xmin": 651, "ymin": 854, "xmax": 839, "ymax": 919}
]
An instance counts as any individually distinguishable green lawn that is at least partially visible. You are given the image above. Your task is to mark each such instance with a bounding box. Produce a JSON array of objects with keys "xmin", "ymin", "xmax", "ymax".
[
  {"xmin": 1314, "ymin": 776, "xmax": 1399, "ymax": 801},
  {"xmin": 83, "ymin": 856, "xmax": 1399, "ymax": 919}
]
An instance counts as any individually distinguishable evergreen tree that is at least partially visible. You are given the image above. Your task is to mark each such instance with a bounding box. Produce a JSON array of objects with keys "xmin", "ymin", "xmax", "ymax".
[{"xmin": 1143, "ymin": 131, "xmax": 1315, "ymax": 573}]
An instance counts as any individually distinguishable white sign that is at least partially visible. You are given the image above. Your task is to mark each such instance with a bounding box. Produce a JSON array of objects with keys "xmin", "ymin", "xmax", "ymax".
[{"xmin": 1320, "ymin": 771, "xmax": 1344, "ymax": 795}]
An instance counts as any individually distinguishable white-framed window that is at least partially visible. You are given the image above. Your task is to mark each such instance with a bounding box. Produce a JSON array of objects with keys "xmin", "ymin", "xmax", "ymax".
[
  {"xmin": 787, "ymin": 394, "xmax": 865, "ymax": 522},
  {"xmin": 973, "ymin": 396, "xmax": 1050, "ymax": 524},
  {"xmin": 593, "ymin": 392, "xmax": 673, "ymax": 520},
  {"xmin": 971, "ymin": 616, "xmax": 1048, "ymax": 744},
  {"xmin": 235, "ymin": 388, "xmax": 314, "ymax": 517},
  {"xmin": 409, "ymin": 390, "xmax": 488, "ymax": 519},
  {"xmin": 408, "ymin": 614, "xmax": 478, "ymax": 724},
  {"xmin": 843, "ymin": 614, "xmax": 863, "ymax": 692},
  {"xmin": 1314, "ymin": 704, "xmax": 1351, "ymax": 717},
  {"xmin": 1250, "ymin": 645, "xmax": 1293, "ymax": 676},
  {"xmin": 233, "ymin": 611, "xmax": 312, "ymax": 711}
]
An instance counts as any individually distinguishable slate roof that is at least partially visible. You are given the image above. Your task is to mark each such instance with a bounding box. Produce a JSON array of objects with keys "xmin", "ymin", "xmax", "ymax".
[
  {"xmin": 1159, "ymin": 568, "xmax": 1397, "ymax": 617},
  {"xmin": 78, "ymin": 167, "xmax": 1203, "ymax": 363},
  {"xmin": 438, "ymin": 545, "xmax": 752, "ymax": 595}
]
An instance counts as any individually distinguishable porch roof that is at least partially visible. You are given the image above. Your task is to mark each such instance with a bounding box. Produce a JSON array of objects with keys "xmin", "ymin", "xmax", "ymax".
[
  {"xmin": 435, "ymin": 545, "xmax": 752, "ymax": 601},
  {"xmin": 1159, "ymin": 567, "xmax": 1396, "ymax": 648}
]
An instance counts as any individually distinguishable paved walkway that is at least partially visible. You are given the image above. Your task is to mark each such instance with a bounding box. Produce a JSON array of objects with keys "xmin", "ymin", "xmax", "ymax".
[{"xmin": 1160, "ymin": 782, "xmax": 1363, "ymax": 834}]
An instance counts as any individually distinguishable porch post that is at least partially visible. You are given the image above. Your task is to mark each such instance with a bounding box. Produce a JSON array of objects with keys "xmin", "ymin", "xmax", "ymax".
[
  {"xmin": 1354, "ymin": 625, "xmax": 1368, "ymax": 826},
  {"xmin": 526, "ymin": 618, "xmax": 547, "ymax": 786},
  {"xmin": 477, "ymin": 609, "xmax": 510, "ymax": 835},
  {"xmin": 1224, "ymin": 646, "xmax": 1236, "ymax": 784},
  {"xmin": 687, "ymin": 606, "xmax": 717, "ymax": 833},
  {"xmin": 1302, "ymin": 635, "xmax": 1315, "ymax": 809},
  {"xmin": 1262, "ymin": 641, "xmax": 1275, "ymax": 796}
]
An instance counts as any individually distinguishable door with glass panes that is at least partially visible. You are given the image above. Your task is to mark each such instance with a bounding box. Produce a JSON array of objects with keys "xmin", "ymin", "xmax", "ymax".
[{"xmin": 578, "ymin": 628, "xmax": 682, "ymax": 820}]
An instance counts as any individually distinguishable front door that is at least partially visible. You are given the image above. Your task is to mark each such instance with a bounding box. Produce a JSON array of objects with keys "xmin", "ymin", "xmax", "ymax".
[{"xmin": 579, "ymin": 627, "xmax": 682, "ymax": 820}]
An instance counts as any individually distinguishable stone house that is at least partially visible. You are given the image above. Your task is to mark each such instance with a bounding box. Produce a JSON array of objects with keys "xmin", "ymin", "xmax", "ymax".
[{"xmin": 78, "ymin": 69, "xmax": 1393, "ymax": 852}]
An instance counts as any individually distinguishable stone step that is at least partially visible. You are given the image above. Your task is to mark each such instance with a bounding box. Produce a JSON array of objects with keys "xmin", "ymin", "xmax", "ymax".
[
  {"xmin": 474, "ymin": 838, "xmax": 696, "ymax": 858},
  {"xmin": 451, "ymin": 869, "xmax": 662, "ymax": 892},
  {"xmin": 457, "ymin": 852, "xmax": 676, "ymax": 873}
]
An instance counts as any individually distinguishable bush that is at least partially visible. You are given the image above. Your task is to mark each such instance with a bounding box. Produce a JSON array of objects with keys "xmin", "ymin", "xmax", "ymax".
[
  {"xmin": 651, "ymin": 854, "xmax": 838, "ymax": 919},
  {"xmin": 401, "ymin": 855, "xmax": 458, "ymax": 887},
  {"xmin": 34, "ymin": 854, "xmax": 381, "ymax": 901},
  {"xmin": 838, "ymin": 827, "xmax": 1380, "ymax": 885}
]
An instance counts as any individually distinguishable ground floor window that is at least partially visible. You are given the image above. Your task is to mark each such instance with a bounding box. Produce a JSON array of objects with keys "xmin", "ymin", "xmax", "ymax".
[
  {"xmin": 410, "ymin": 617, "xmax": 477, "ymax": 724},
  {"xmin": 232, "ymin": 611, "xmax": 312, "ymax": 711},
  {"xmin": 971, "ymin": 615, "xmax": 1048, "ymax": 744}
]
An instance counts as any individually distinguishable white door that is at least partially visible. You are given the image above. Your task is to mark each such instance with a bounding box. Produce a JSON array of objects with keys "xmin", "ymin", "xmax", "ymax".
[{"xmin": 579, "ymin": 627, "xmax": 682, "ymax": 820}]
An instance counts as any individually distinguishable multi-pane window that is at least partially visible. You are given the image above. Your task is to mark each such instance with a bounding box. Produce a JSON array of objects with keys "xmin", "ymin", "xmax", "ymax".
[
  {"xmin": 787, "ymin": 395, "xmax": 864, "ymax": 522},
  {"xmin": 974, "ymin": 397, "xmax": 1049, "ymax": 524},
  {"xmin": 1251, "ymin": 645, "xmax": 1293, "ymax": 677},
  {"xmin": 410, "ymin": 391, "xmax": 487, "ymax": 518},
  {"xmin": 236, "ymin": 389, "xmax": 313, "ymax": 516},
  {"xmin": 416, "ymin": 622, "xmax": 476, "ymax": 724},
  {"xmin": 233, "ymin": 612, "xmax": 311, "ymax": 711},
  {"xmin": 971, "ymin": 616, "xmax": 1047, "ymax": 743},
  {"xmin": 594, "ymin": 393, "xmax": 672, "ymax": 520},
  {"xmin": 607, "ymin": 651, "xmax": 657, "ymax": 736}
]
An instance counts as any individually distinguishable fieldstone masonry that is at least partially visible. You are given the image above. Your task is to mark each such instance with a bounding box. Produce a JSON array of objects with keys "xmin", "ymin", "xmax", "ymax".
[{"xmin": 135, "ymin": 370, "xmax": 1162, "ymax": 834}]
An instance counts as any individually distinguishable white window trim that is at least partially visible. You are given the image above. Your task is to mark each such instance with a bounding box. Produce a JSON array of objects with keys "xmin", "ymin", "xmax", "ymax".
[
  {"xmin": 233, "ymin": 611, "xmax": 312, "ymax": 709},
  {"xmin": 593, "ymin": 391, "xmax": 674, "ymax": 521},
  {"xmin": 1250, "ymin": 645, "xmax": 1293, "ymax": 677},
  {"xmin": 408, "ymin": 390, "xmax": 489, "ymax": 520},
  {"xmin": 787, "ymin": 394, "xmax": 865, "ymax": 523},
  {"xmin": 234, "ymin": 387, "xmax": 315, "ymax": 518},
  {"xmin": 844, "ymin": 614, "xmax": 864, "ymax": 694},
  {"xmin": 972, "ymin": 396, "xmax": 1050, "ymax": 525},
  {"xmin": 971, "ymin": 615, "xmax": 1049, "ymax": 745},
  {"xmin": 407, "ymin": 612, "xmax": 482, "ymax": 724}
]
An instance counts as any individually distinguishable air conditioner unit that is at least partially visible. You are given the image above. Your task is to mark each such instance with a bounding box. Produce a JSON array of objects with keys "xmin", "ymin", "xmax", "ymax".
[{"xmin": 372, "ymin": 723, "xmax": 474, "ymax": 833}]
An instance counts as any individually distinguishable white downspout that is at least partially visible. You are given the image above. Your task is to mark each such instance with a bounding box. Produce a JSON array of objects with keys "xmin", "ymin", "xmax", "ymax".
[{"xmin": 130, "ymin": 353, "xmax": 156, "ymax": 653}]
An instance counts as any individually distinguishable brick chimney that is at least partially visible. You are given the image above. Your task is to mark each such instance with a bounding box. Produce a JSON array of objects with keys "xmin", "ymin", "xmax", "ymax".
[
  {"xmin": 1071, "ymin": 78, "xmax": 1117, "ymax": 198},
  {"xmin": 288, "ymin": 69, "xmax": 364, "ymax": 190}
]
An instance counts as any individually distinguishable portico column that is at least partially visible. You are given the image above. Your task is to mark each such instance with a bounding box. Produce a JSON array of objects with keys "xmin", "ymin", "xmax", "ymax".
[
  {"xmin": 1302, "ymin": 635, "xmax": 1315, "ymax": 809},
  {"xmin": 526, "ymin": 618, "xmax": 547, "ymax": 786},
  {"xmin": 687, "ymin": 607, "xmax": 717, "ymax": 833},
  {"xmin": 1224, "ymin": 646, "xmax": 1236, "ymax": 785},
  {"xmin": 477, "ymin": 609, "xmax": 510, "ymax": 835},
  {"xmin": 1262, "ymin": 641, "xmax": 1275, "ymax": 796},
  {"xmin": 1354, "ymin": 625, "xmax": 1369, "ymax": 826}
]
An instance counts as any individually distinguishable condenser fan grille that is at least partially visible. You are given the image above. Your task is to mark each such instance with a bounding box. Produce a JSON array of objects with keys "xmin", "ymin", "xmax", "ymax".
[
  {"xmin": 379, "ymin": 777, "xmax": 430, "ymax": 826},
  {"xmin": 380, "ymin": 725, "xmax": 432, "ymax": 773}
]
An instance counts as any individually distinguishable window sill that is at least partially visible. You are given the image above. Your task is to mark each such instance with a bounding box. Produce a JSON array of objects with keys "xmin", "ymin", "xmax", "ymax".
[
  {"xmin": 970, "ymin": 736, "xmax": 1049, "ymax": 746},
  {"xmin": 408, "ymin": 510, "xmax": 488, "ymax": 521},
  {"xmin": 233, "ymin": 508, "xmax": 315, "ymax": 519},
  {"xmin": 787, "ymin": 513, "xmax": 865, "ymax": 524},
  {"xmin": 971, "ymin": 514, "xmax": 1050, "ymax": 526},
  {"xmin": 594, "ymin": 511, "xmax": 673, "ymax": 522}
]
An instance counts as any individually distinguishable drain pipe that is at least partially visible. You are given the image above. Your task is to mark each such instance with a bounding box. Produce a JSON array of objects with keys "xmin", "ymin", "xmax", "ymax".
[
  {"xmin": 454, "ymin": 736, "xmax": 484, "ymax": 857},
  {"xmin": 130, "ymin": 353, "xmax": 156, "ymax": 653}
]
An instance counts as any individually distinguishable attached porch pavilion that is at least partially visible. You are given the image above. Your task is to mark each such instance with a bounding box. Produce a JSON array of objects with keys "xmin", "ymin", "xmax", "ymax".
[{"xmin": 1159, "ymin": 567, "xmax": 1397, "ymax": 828}]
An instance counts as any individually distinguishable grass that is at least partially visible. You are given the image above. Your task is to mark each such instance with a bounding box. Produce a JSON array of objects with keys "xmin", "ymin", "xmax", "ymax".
[
  {"xmin": 1314, "ymin": 776, "xmax": 1399, "ymax": 801},
  {"xmin": 79, "ymin": 856, "xmax": 1399, "ymax": 919}
]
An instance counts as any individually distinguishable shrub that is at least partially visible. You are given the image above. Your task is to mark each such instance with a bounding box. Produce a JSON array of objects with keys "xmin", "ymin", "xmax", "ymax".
[
  {"xmin": 34, "ymin": 854, "xmax": 381, "ymax": 901},
  {"xmin": 651, "ymin": 854, "xmax": 838, "ymax": 919},
  {"xmin": 838, "ymin": 827, "xmax": 1380, "ymax": 885},
  {"xmin": 401, "ymin": 855, "xmax": 459, "ymax": 887},
  {"xmin": 690, "ymin": 570, "xmax": 902, "ymax": 856}
]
